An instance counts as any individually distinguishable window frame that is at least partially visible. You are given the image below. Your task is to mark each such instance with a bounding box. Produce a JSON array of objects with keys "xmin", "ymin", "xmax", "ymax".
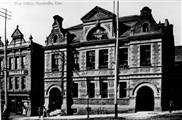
[
  {"xmin": 15, "ymin": 77, "xmax": 19, "ymax": 90},
  {"xmin": 86, "ymin": 50, "xmax": 95, "ymax": 70},
  {"xmin": 0, "ymin": 58, "xmax": 3, "ymax": 71},
  {"xmin": 73, "ymin": 51, "xmax": 79, "ymax": 70},
  {"xmin": 15, "ymin": 56, "xmax": 20, "ymax": 70},
  {"xmin": 21, "ymin": 56, "xmax": 26, "ymax": 69},
  {"xmin": 119, "ymin": 82, "xmax": 127, "ymax": 98},
  {"xmin": 99, "ymin": 49, "xmax": 108, "ymax": 69},
  {"xmin": 72, "ymin": 82, "xmax": 78, "ymax": 98},
  {"xmin": 142, "ymin": 22, "xmax": 150, "ymax": 32},
  {"xmin": 21, "ymin": 77, "xmax": 26, "ymax": 90},
  {"xmin": 140, "ymin": 44, "xmax": 151, "ymax": 67},
  {"xmin": 99, "ymin": 77, "xmax": 108, "ymax": 98},
  {"xmin": 52, "ymin": 54, "xmax": 59, "ymax": 71},
  {"xmin": 9, "ymin": 57, "xmax": 13, "ymax": 70},
  {"xmin": 9, "ymin": 77, "xmax": 13, "ymax": 90},
  {"xmin": 118, "ymin": 48, "xmax": 128, "ymax": 68},
  {"xmin": 87, "ymin": 77, "xmax": 95, "ymax": 98}
]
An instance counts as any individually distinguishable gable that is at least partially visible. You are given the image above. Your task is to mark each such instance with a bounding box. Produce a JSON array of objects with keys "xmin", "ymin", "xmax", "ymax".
[
  {"xmin": 81, "ymin": 6, "xmax": 115, "ymax": 22},
  {"xmin": 11, "ymin": 26, "xmax": 24, "ymax": 39},
  {"xmin": 10, "ymin": 26, "xmax": 26, "ymax": 45}
]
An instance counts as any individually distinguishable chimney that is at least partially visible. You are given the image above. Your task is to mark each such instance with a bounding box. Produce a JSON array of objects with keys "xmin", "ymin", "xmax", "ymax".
[
  {"xmin": 53, "ymin": 15, "xmax": 63, "ymax": 29},
  {"xmin": 140, "ymin": 6, "xmax": 152, "ymax": 16},
  {"xmin": 164, "ymin": 19, "xmax": 169, "ymax": 27}
]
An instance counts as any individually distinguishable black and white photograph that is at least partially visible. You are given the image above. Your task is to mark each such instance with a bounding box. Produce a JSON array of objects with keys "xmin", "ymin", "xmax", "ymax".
[{"xmin": 0, "ymin": 0, "xmax": 181, "ymax": 120}]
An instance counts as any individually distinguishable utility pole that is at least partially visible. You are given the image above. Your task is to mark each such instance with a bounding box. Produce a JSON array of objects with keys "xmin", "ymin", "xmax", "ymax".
[
  {"xmin": 0, "ymin": 8, "xmax": 11, "ymax": 119},
  {"xmin": 114, "ymin": 0, "xmax": 119, "ymax": 118}
]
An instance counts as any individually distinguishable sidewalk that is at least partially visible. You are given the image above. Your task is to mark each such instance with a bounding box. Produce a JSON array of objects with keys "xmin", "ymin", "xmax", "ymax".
[{"xmin": 11, "ymin": 110, "xmax": 182, "ymax": 120}]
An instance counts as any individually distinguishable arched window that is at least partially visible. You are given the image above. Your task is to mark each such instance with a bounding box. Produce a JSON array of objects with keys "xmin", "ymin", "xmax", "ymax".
[
  {"xmin": 87, "ymin": 27, "xmax": 108, "ymax": 41},
  {"xmin": 142, "ymin": 23, "xmax": 149, "ymax": 32},
  {"xmin": 53, "ymin": 34, "xmax": 58, "ymax": 43}
]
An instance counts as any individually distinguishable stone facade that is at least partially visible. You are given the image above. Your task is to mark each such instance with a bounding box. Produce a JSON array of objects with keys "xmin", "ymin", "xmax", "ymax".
[
  {"xmin": 44, "ymin": 6, "xmax": 174, "ymax": 115},
  {"xmin": 0, "ymin": 26, "xmax": 44, "ymax": 116}
]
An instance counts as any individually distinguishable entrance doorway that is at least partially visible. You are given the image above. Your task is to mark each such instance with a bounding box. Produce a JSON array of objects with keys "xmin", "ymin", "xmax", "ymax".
[
  {"xmin": 136, "ymin": 86, "xmax": 154, "ymax": 111},
  {"xmin": 48, "ymin": 88, "xmax": 62, "ymax": 111}
]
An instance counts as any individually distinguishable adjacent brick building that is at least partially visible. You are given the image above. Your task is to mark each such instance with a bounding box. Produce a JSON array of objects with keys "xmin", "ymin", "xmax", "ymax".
[
  {"xmin": 44, "ymin": 6, "xmax": 175, "ymax": 114},
  {"xmin": 171, "ymin": 46, "xmax": 182, "ymax": 110},
  {"xmin": 0, "ymin": 26, "xmax": 44, "ymax": 116}
]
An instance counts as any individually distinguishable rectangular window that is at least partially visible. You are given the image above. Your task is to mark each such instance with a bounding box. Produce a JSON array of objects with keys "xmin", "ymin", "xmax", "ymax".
[
  {"xmin": 9, "ymin": 57, "xmax": 13, "ymax": 70},
  {"xmin": 87, "ymin": 77, "xmax": 95, "ymax": 98},
  {"xmin": 15, "ymin": 77, "xmax": 19, "ymax": 89},
  {"xmin": 21, "ymin": 77, "xmax": 26, "ymax": 90},
  {"xmin": 9, "ymin": 77, "xmax": 13, "ymax": 90},
  {"xmin": 119, "ymin": 82, "xmax": 127, "ymax": 98},
  {"xmin": 100, "ymin": 77, "xmax": 108, "ymax": 98},
  {"xmin": 140, "ymin": 45, "xmax": 151, "ymax": 66},
  {"xmin": 15, "ymin": 56, "xmax": 20, "ymax": 69},
  {"xmin": 88, "ymin": 82, "xmax": 95, "ymax": 98},
  {"xmin": 101, "ymin": 82, "xmax": 108, "ymax": 98},
  {"xmin": 72, "ymin": 83, "xmax": 78, "ymax": 98},
  {"xmin": 99, "ymin": 49, "xmax": 108, "ymax": 69},
  {"xmin": 0, "ymin": 58, "xmax": 3, "ymax": 71},
  {"xmin": 86, "ymin": 50, "xmax": 95, "ymax": 70},
  {"xmin": 52, "ymin": 54, "xmax": 59, "ymax": 71},
  {"xmin": 21, "ymin": 56, "xmax": 26, "ymax": 69},
  {"xmin": 119, "ymin": 48, "xmax": 128, "ymax": 68},
  {"xmin": 73, "ymin": 52, "xmax": 79, "ymax": 70}
]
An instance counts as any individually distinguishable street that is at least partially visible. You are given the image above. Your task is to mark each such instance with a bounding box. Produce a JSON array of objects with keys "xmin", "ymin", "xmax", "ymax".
[{"xmin": 9, "ymin": 110, "xmax": 182, "ymax": 120}]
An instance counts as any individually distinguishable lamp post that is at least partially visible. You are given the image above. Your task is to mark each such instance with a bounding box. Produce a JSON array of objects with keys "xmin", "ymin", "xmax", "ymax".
[{"xmin": 86, "ymin": 95, "xmax": 90, "ymax": 119}]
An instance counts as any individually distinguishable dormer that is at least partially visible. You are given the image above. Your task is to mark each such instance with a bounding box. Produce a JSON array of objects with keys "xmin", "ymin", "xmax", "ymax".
[
  {"xmin": 81, "ymin": 6, "xmax": 116, "ymax": 42},
  {"xmin": 46, "ymin": 15, "xmax": 69, "ymax": 46},
  {"xmin": 132, "ymin": 6, "xmax": 159, "ymax": 34}
]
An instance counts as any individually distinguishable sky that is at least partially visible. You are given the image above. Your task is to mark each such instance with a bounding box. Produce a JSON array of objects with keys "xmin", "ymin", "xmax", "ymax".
[{"xmin": 0, "ymin": 0, "xmax": 181, "ymax": 46}]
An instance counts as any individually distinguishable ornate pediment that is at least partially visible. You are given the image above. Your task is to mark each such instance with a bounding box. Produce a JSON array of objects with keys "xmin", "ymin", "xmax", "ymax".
[{"xmin": 81, "ymin": 6, "xmax": 115, "ymax": 22}]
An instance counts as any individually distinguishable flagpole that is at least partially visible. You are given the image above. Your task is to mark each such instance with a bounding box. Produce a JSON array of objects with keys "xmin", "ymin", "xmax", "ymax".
[{"xmin": 114, "ymin": 0, "xmax": 119, "ymax": 118}]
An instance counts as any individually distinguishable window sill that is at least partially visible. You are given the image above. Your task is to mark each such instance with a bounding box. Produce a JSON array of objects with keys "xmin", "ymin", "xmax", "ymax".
[{"xmin": 86, "ymin": 68, "xmax": 95, "ymax": 70}]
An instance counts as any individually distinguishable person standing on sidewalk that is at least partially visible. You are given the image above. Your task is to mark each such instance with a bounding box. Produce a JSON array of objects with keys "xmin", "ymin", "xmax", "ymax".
[{"xmin": 169, "ymin": 100, "xmax": 174, "ymax": 113}]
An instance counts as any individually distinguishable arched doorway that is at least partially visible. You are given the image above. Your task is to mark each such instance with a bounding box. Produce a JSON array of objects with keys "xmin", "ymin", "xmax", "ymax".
[
  {"xmin": 136, "ymin": 86, "xmax": 154, "ymax": 111},
  {"xmin": 48, "ymin": 88, "xmax": 62, "ymax": 111}
]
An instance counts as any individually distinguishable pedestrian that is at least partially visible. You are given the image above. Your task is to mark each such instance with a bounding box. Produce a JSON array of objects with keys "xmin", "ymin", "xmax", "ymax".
[
  {"xmin": 43, "ymin": 106, "xmax": 47, "ymax": 117},
  {"xmin": 169, "ymin": 100, "xmax": 174, "ymax": 113},
  {"xmin": 23, "ymin": 101, "xmax": 28, "ymax": 115}
]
